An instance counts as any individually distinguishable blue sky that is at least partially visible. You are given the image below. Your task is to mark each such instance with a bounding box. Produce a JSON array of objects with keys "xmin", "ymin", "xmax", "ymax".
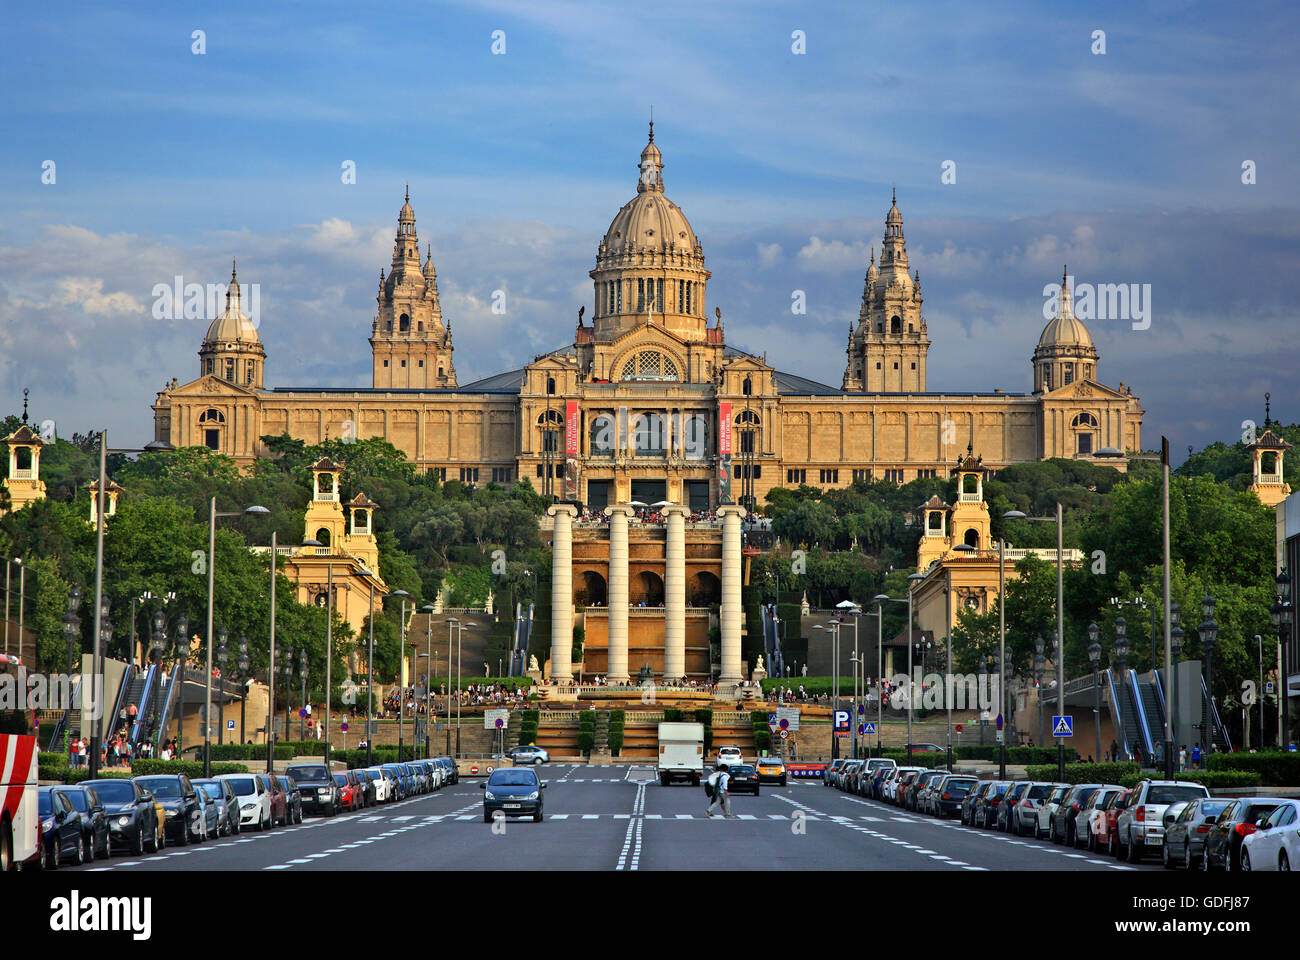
[{"xmin": 1, "ymin": 0, "xmax": 1297, "ymax": 458}]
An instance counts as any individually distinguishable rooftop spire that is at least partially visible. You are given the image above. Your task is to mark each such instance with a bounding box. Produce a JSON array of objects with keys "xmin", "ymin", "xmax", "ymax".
[{"xmin": 21, "ymin": 388, "xmax": 29, "ymax": 425}]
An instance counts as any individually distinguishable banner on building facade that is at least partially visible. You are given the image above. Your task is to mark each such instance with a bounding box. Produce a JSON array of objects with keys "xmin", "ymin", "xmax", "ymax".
[
  {"xmin": 564, "ymin": 400, "xmax": 580, "ymax": 500},
  {"xmin": 718, "ymin": 401, "xmax": 732, "ymax": 456}
]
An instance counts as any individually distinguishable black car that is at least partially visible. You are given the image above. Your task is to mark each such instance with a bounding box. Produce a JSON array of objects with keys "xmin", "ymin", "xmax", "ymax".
[
  {"xmin": 1050, "ymin": 784, "xmax": 1103, "ymax": 845},
  {"xmin": 997, "ymin": 782, "xmax": 1031, "ymax": 831},
  {"xmin": 437, "ymin": 756, "xmax": 458, "ymax": 785},
  {"xmin": 38, "ymin": 786, "xmax": 87, "ymax": 868},
  {"xmin": 725, "ymin": 764, "xmax": 760, "ymax": 796},
  {"xmin": 972, "ymin": 781, "xmax": 1010, "ymax": 828},
  {"xmin": 1203, "ymin": 798, "xmax": 1282, "ymax": 872},
  {"xmin": 354, "ymin": 769, "xmax": 377, "ymax": 808},
  {"xmin": 935, "ymin": 776, "xmax": 977, "ymax": 818},
  {"xmin": 193, "ymin": 778, "xmax": 241, "ymax": 836},
  {"xmin": 279, "ymin": 773, "xmax": 304, "ymax": 823},
  {"xmin": 960, "ymin": 781, "xmax": 993, "ymax": 825},
  {"xmin": 480, "ymin": 766, "xmax": 546, "ymax": 822},
  {"xmin": 83, "ymin": 778, "xmax": 161, "ymax": 855},
  {"xmin": 134, "ymin": 774, "xmax": 204, "ymax": 844},
  {"xmin": 63, "ymin": 784, "xmax": 112, "ymax": 860},
  {"xmin": 286, "ymin": 763, "xmax": 338, "ymax": 815}
]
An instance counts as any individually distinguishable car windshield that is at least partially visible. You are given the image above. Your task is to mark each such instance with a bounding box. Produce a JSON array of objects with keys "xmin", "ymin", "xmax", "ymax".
[
  {"xmin": 225, "ymin": 777, "xmax": 256, "ymax": 796},
  {"xmin": 197, "ymin": 783, "xmax": 223, "ymax": 800},
  {"xmin": 488, "ymin": 770, "xmax": 538, "ymax": 786},
  {"xmin": 1026, "ymin": 784, "xmax": 1054, "ymax": 799},
  {"xmin": 65, "ymin": 790, "xmax": 89, "ymax": 811},
  {"xmin": 990, "ymin": 783, "xmax": 1009, "ymax": 796},
  {"xmin": 946, "ymin": 781, "xmax": 975, "ymax": 793},
  {"xmin": 731, "ymin": 765, "xmax": 755, "ymax": 775},
  {"xmin": 1148, "ymin": 785, "xmax": 1208, "ymax": 805},
  {"xmin": 289, "ymin": 766, "xmax": 329, "ymax": 783},
  {"xmin": 334, "ymin": 774, "xmax": 349, "ymax": 786},
  {"xmin": 89, "ymin": 781, "xmax": 136, "ymax": 803},
  {"xmin": 137, "ymin": 778, "xmax": 182, "ymax": 798}
]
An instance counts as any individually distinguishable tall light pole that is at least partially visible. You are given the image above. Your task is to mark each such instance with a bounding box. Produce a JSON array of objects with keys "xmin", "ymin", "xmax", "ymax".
[
  {"xmin": 387, "ymin": 589, "xmax": 410, "ymax": 758},
  {"xmin": 1198, "ymin": 595, "xmax": 1217, "ymax": 754},
  {"xmin": 1087, "ymin": 623, "xmax": 1102, "ymax": 763},
  {"xmin": 1272, "ymin": 570, "xmax": 1292, "ymax": 752},
  {"xmin": 216, "ymin": 629, "xmax": 229, "ymax": 745},
  {"xmin": 872, "ymin": 593, "xmax": 894, "ymax": 757},
  {"xmin": 1034, "ymin": 635, "xmax": 1046, "ymax": 747},
  {"xmin": 445, "ymin": 616, "xmax": 458, "ymax": 756},
  {"xmin": 998, "ymin": 539, "xmax": 1007, "ymax": 778},
  {"xmin": 362, "ymin": 573, "xmax": 376, "ymax": 768},
  {"xmin": 422, "ymin": 603, "xmax": 436, "ymax": 759},
  {"xmin": 236, "ymin": 636, "xmax": 249, "ymax": 745},
  {"xmin": 455, "ymin": 621, "xmax": 476, "ymax": 757},
  {"xmin": 813, "ymin": 620, "xmax": 843, "ymax": 759}
]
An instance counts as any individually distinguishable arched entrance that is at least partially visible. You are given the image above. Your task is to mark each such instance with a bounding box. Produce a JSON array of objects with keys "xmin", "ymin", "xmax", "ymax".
[
  {"xmin": 576, "ymin": 570, "xmax": 607, "ymax": 606},
  {"xmin": 633, "ymin": 571, "xmax": 664, "ymax": 606},
  {"xmin": 687, "ymin": 571, "xmax": 721, "ymax": 606}
]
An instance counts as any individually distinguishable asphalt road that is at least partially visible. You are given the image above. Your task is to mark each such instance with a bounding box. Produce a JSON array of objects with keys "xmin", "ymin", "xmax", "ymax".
[{"xmin": 57, "ymin": 766, "xmax": 1163, "ymax": 872}]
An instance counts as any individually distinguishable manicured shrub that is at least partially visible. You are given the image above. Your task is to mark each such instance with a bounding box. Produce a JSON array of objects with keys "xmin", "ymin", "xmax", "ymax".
[
  {"xmin": 1024, "ymin": 761, "xmax": 1137, "ymax": 784},
  {"xmin": 1207, "ymin": 752, "xmax": 1300, "ymax": 786}
]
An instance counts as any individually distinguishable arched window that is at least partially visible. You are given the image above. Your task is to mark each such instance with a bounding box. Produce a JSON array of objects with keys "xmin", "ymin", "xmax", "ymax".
[
  {"xmin": 963, "ymin": 528, "xmax": 980, "ymax": 549},
  {"xmin": 742, "ymin": 376, "xmax": 752, "ymax": 396},
  {"xmin": 546, "ymin": 377, "xmax": 556, "ymax": 395},
  {"xmin": 399, "ymin": 313, "xmax": 410, "ymax": 333},
  {"xmin": 590, "ymin": 415, "xmax": 615, "ymax": 456},
  {"xmin": 315, "ymin": 527, "xmax": 332, "ymax": 548},
  {"xmin": 634, "ymin": 413, "xmax": 664, "ymax": 456},
  {"xmin": 1072, "ymin": 412, "xmax": 1098, "ymax": 455},
  {"xmin": 891, "ymin": 315, "xmax": 902, "ymax": 334},
  {"xmin": 620, "ymin": 351, "xmax": 679, "ymax": 382},
  {"xmin": 682, "ymin": 413, "xmax": 707, "ymax": 459},
  {"xmin": 537, "ymin": 409, "xmax": 563, "ymax": 454},
  {"xmin": 14, "ymin": 447, "xmax": 31, "ymax": 471},
  {"xmin": 735, "ymin": 409, "xmax": 759, "ymax": 455},
  {"xmin": 199, "ymin": 409, "xmax": 226, "ymax": 424}
]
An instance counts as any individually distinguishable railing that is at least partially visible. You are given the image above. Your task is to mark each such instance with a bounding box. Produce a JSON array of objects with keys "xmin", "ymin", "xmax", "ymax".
[
  {"xmin": 130, "ymin": 666, "xmax": 155, "ymax": 745},
  {"xmin": 1128, "ymin": 670, "xmax": 1155, "ymax": 757},
  {"xmin": 152, "ymin": 663, "xmax": 181, "ymax": 748},
  {"xmin": 1202, "ymin": 674, "xmax": 1233, "ymax": 752},
  {"xmin": 1105, "ymin": 668, "xmax": 1131, "ymax": 760},
  {"xmin": 10, "ymin": 468, "xmax": 35, "ymax": 480},
  {"xmin": 582, "ymin": 607, "xmax": 713, "ymax": 617}
]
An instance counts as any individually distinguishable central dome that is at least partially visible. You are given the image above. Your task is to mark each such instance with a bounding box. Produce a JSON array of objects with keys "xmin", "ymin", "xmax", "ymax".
[{"xmin": 589, "ymin": 123, "xmax": 711, "ymax": 342}]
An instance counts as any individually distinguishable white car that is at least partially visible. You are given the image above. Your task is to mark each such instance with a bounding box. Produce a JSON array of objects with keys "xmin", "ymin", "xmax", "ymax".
[
  {"xmin": 716, "ymin": 746, "xmax": 744, "ymax": 769},
  {"xmin": 214, "ymin": 773, "xmax": 273, "ymax": 830},
  {"xmin": 1241, "ymin": 799, "xmax": 1300, "ymax": 871},
  {"xmin": 362, "ymin": 767, "xmax": 390, "ymax": 803},
  {"xmin": 1034, "ymin": 784, "xmax": 1072, "ymax": 839}
]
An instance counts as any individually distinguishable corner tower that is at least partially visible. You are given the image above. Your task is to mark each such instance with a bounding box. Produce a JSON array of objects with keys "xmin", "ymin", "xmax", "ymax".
[
  {"xmin": 370, "ymin": 188, "xmax": 456, "ymax": 389},
  {"xmin": 843, "ymin": 191, "xmax": 929, "ymax": 392}
]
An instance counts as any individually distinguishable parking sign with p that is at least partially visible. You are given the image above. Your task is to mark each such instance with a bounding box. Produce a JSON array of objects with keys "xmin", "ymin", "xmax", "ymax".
[{"xmin": 833, "ymin": 709, "xmax": 851, "ymax": 736}]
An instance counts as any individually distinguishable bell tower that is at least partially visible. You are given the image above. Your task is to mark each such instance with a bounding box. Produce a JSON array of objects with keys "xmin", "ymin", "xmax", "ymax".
[
  {"xmin": 1247, "ymin": 397, "xmax": 1292, "ymax": 508},
  {"xmin": 949, "ymin": 443, "xmax": 990, "ymax": 552},
  {"xmin": 370, "ymin": 188, "xmax": 457, "ymax": 388}
]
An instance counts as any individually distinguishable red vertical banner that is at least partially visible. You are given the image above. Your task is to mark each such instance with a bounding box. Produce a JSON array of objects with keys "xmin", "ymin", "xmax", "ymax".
[
  {"xmin": 564, "ymin": 400, "xmax": 580, "ymax": 500},
  {"xmin": 718, "ymin": 401, "xmax": 732, "ymax": 456}
]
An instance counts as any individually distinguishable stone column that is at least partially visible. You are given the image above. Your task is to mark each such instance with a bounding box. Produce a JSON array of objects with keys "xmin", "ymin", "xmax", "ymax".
[
  {"xmin": 605, "ymin": 504, "xmax": 634, "ymax": 684},
  {"xmin": 717, "ymin": 504, "xmax": 747, "ymax": 682},
  {"xmin": 547, "ymin": 503, "xmax": 578, "ymax": 682},
  {"xmin": 663, "ymin": 504, "xmax": 688, "ymax": 681}
]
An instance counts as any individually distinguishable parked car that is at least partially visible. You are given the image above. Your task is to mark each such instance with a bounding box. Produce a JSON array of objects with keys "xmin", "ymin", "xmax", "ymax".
[
  {"xmin": 841, "ymin": 760, "xmax": 864, "ymax": 792},
  {"xmin": 1162, "ymin": 798, "xmax": 1232, "ymax": 869},
  {"xmin": 354, "ymin": 769, "xmax": 378, "ymax": 807},
  {"xmin": 888, "ymin": 767, "xmax": 925, "ymax": 804},
  {"xmin": 363, "ymin": 767, "xmax": 391, "ymax": 803},
  {"xmin": 1049, "ymin": 784, "xmax": 1103, "ymax": 846},
  {"xmin": 909, "ymin": 771, "xmax": 946, "ymax": 811},
  {"xmin": 480, "ymin": 766, "xmax": 546, "ymax": 822},
  {"xmin": 260, "ymin": 773, "xmax": 289, "ymax": 825},
  {"xmin": 214, "ymin": 772, "xmax": 273, "ymax": 830},
  {"xmin": 824, "ymin": 758, "xmax": 848, "ymax": 787},
  {"xmin": 1115, "ymin": 780, "xmax": 1211, "ymax": 863},
  {"xmin": 755, "ymin": 758, "xmax": 787, "ymax": 785},
  {"xmin": 508, "ymin": 744, "xmax": 550, "ymax": 765},
  {"xmin": 37, "ymin": 786, "xmax": 86, "ymax": 868},
  {"xmin": 1034, "ymin": 784, "xmax": 1073, "ymax": 840},
  {"xmin": 961, "ymin": 781, "xmax": 993, "ymax": 825},
  {"xmin": 134, "ymin": 774, "xmax": 204, "ymax": 845},
  {"xmin": 281, "ymin": 773, "xmax": 304, "ymax": 823},
  {"xmin": 1202, "ymin": 798, "xmax": 1283, "ymax": 872},
  {"xmin": 934, "ymin": 776, "xmax": 978, "ymax": 819},
  {"xmin": 727, "ymin": 764, "xmax": 760, "ymax": 795},
  {"xmin": 382, "ymin": 763, "xmax": 411, "ymax": 800},
  {"xmin": 287, "ymin": 763, "xmax": 338, "ymax": 816},
  {"xmin": 1240, "ymin": 799, "xmax": 1300, "ymax": 872},
  {"xmin": 193, "ymin": 778, "xmax": 240, "ymax": 836},
  {"xmin": 972, "ymin": 781, "xmax": 1010, "ymax": 828},
  {"xmin": 867, "ymin": 764, "xmax": 896, "ymax": 800},
  {"xmin": 860, "ymin": 758, "xmax": 896, "ymax": 796},
  {"xmin": 1074, "ymin": 786, "xmax": 1125, "ymax": 849},
  {"xmin": 1096, "ymin": 788, "xmax": 1132, "ymax": 854},
  {"xmin": 997, "ymin": 782, "xmax": 1032, "ymax": 831},
  {"xmin": 83, "ymin": 777, "xmax": 161, "ymax": 855},
  {"xmin": 334, "ymin": 772, "xmax": 360, "ymax": 812},
  {"xmin": 436, "ymin": 756, "xmax": 458, "ymax": 785},
  {"xmin": 64, "ymin": 784, "xmax": 112, "ymax": 860},
  {"xmin": 1009, "ymin": 782, "xmax": 1059, "ymax": 837},
  {"xmin": 191, "ymin": 783, "xmax": 219, "ymax": 840}
]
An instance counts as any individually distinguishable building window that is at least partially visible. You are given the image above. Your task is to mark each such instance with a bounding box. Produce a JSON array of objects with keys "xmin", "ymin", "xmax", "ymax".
[
  {"xmin": 916, "ymin": 468, "xmax": 937, "ymax": 479},
  {"xmin": 224, "ymin": 359, "xmax": 235, "ymax": 381},
  {"xmin": 819, "ymin": 469, "xmax": 839, "ymax": 484},
  {"xmin": 787, "ymin": 469, "xmax": 806, "ymax": 484},
  {"xmin": 884, "ymin": 468, "xmax": 904, "ymax": 484},
  {"xmin": 852, "ymin": 468, "xmax": 871, "ymax": 482},
  {"xmin": 384, "ymin": 360, "xmax": 389, "ymax": 367},
  {"xmin": 634, "ymin": 413, "xmax": 665, "ymax": 456},
  {"xmin": 876, "ymin": 362, "xmax": 882, "ymax": 370},
  {"xmin": 733, "ymin": 465, "xmax": 761, "ymax": 479},
  {"xmin": 911, "ymin": 362, "xmax": 916, "ymax": 369},
  {"xmin": 429, "ymin": 467, "xmax": 446, "ymax": 481},
  {"xmin": 1063, "ymin": 362, "xmax": 1074, "ymax": 386},
  {"xmin": 418, "ymin": 321, "xmax": 424, "ymax": 332},
  {"xmin": 637, "ymin": 278, "xmax": 645, "ymax": 310},
  {"xmin": 742, "ymin": 376, "xmax": 752, "ymax": 396},
  {"xmin": 1042, "ymin": 365, "xmax": 1052, "ymax": 391},
  {"xmin": 399, "ymin": 313, "xmax": 410, "ymax": 333},
  {"xmin": 677, "ymin": 280, "xmax": 684, "ymax": 312},
  {"xmin": 418, "ymin": 360, "xmax": 424, "ymax": 368},
  {"xmin": 401, "ymin": 360, "xmax": 407, "ymax": 367},
  {"xmin": 591, "ymin": 415, "xmax": 615, "ymax": 457},
  {"xmin": 891, "ymin": 316, "xmax": 901, "ymax": 334},
  {"xmin": 893, "ymin": 362, "xmax": 899, "ymax": 369},
  {"xmin": 685, "ymin": 281, "xmax": 692, "ymax": 314},
  {"xmin": 620, "ymin": 351, "xmax": 679, "ymax": 382},
  {"xmin": 656, "ymin": 277, "xmax": 664, "ymax": 311},
  {"xmin": 459, "ymin": 467, "xmax": 479, "ymax": 483},
  {"xmin": 535, "ymin": 463, "xmax": 561, "ymax": 478},
  {"xmin": 438, "ymin": 366, "xmax": 444, "ymax": 378},
  {"xmin": 546, "ymin": 377, "xmax": 556, "ymax": 395},
  {"xmin": 491, "ymin": 467, "xmax": 512, "ymax": 483}
]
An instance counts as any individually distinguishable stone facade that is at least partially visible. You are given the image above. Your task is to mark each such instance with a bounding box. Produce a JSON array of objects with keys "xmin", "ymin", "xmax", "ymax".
[{"xmin": 151, "ymin": 127, "xmax": 1145, "ymax": 505}]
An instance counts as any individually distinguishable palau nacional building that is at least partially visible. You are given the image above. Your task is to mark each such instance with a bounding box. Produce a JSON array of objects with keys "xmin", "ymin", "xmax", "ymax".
[{"xmin": 146, "ymin": 125, "xmax": 1147, "ymax": 684}]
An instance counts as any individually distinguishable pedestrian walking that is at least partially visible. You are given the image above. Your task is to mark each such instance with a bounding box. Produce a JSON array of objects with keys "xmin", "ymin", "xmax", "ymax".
[
  {"xmin": 706, "ymin": 763, "xmax": 735, "ymax": 819},
  {"xmin": 1179, "ymin": 745, "xmax": 1187, "ymax": 771},
  {"xmin": 1191, "ymin": 744, "xmax": 1202, "ymax": 770}
]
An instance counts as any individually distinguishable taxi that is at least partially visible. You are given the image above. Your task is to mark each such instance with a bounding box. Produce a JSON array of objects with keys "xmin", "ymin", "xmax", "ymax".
[{"xmin": 755, "ymin": 757, "xmax": 787, "ymax": 786}]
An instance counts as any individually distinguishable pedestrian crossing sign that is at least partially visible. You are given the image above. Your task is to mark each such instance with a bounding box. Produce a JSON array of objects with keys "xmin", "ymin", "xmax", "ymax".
[
  {"xmin": 864, "ymin": 722, "xmax": 876, "ymax": 735},
  {"xmin": 1052, "ymin": 715, "xmax": 1073, "ymax": 737}
]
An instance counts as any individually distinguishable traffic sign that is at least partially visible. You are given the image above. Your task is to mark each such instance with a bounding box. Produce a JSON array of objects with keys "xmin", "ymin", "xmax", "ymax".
[
  {"xmin": 227, "ymin": 719, "xmax": 235, "ymax": 730},
  {"xmin": 1052, "ymin": 715, "xmax": 1074, "ymax": 737},
  {"xmin": 340, "ymin": 722, "xmax": 349, "ymax": 732},
  {"xmin": 494, "ymin": 717, "xmax": 505, "ymax": 728},
  {"xmin": 778, "ymin": 718, "xmax": 789, "ymax": 730},
  {"xmin": 833, "ymin": 709, "xmax": 851, "ymax": 736},
  {"xmin": 768, "ymin": 720, "xmax": 779, "ymax": 733},
  {"xmin": 1266, "ymin": 681, "xmax": 1275, "ymax": 695},
  {"xmin": 864, "ymin": 722, "xmax": 876, "ymax": 735},
  {"xmin": 470, "ymin": 765, "xmax": 479, "ymax": 774},
  {"xmin": 779, "ymin": 729, "xmax": 789, "ymax": 740},
  {"xmin": 996, "ymin": 713, "xmax": 1004, "ymax": 731},
  {"xmin": 955, "ymin": 723, "xmax": 963, "ymax": 734},
  {"xmin": 857, "ymin": 704, "xmax": 864, "ymax": 715},
  {"xmin": 775, "ymin": 707, "xmax": 800, "ymax": 731},
  {"xmin": 299, "ymin": 708, "xmax": 307, "ymax": 718},
  {"xmin": 484, "ymin": 708, "xmax": 509, "ymax": 730}
]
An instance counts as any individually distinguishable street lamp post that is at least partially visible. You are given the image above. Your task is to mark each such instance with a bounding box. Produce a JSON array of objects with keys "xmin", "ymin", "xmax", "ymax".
[
  {"xmin": 1272, "ymin": 570, "xmax": 1292, "ymax": 752},
  {"xmin": 422, "ymin": 604, "xmax": 436, "ymax": 760},
  {"xmin": 455, "ymin": 621, "xmax": 476, "ymax": 757},
  {"xmin": 236, "ymin": 636, "xmax": 250, "ymax": 744},
  {"xmin": 1087, "ymin": 623, "xmax": 1102, "ymax": 763},
  {"xmin": 216, "ymin": 630, "xmax": 229, "ymax": 745},
  {"xmin": 1198, "ymin": 595, "xmax": 1217, "ymax": 754},
  {"xmin": 445, "ymin": 616, "xmax": 457, "ymax": 756},
  {"xmin": 62, "ymin": 587, "xmax": 82, "ymax": 674},
  {"xmin": 299, "ymin": 649, "xmax": 309, "ymax": 741},
  {"xmin": 387, "ymin": 590, "xmax": 410, "ymax": 758},
  {"xmin": 1034, "ymin": 636, "xmax": 1045, "ymax": 746}
]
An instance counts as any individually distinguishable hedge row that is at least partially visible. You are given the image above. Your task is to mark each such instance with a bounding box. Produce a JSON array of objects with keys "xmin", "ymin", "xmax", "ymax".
[
  {"xmin": 608, "ymin": 709, "xmax": 625, "ymax": 755},
  {"xmin": 1207, "ymin": 752, "xmax": 1300, "ymax": 786},
  {"xmin": 129, "ymin": 759, "xmax": 250, "ymax": 777},
  {"xmin": 1025, "ymin": 762, "xmax": 1140, "ymax": 784}
]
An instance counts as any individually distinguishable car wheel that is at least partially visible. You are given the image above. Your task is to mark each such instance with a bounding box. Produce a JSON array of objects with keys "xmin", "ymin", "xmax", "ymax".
[
  {"xmin": 1184, "ymin": 845, "xmax": 1192, "ymax": 870},
  {"xmin": 70, "ymin": 834, "xmax": 84, "ymax": 867},
  {"xmin": 1201, "ymin": 846, "xmax": 1211, "ymax": 871},
  {"xmin": 257, "ymin": 811, "xmax": 266, "ymax": 832},
  {"xmin": 156, "ymin": 824, "xmax": 165, "ymax": 850},
  {"xmin": 1128, "ymin": 835, "xmax": 1142, "ymax": 863},
  {"xmin": 175, "ymin": 822, "xmax": 187, "ymax": 846},
  {"xmin": 533, "ymin": 808, "xmax": 543, "ymax": 822},
  {"xmin": 133, "ymin": 824, "xmax": 147, "ymax": 856},
  {"xmin": 1066, "ymin": 823, "xmax": 1075, "ymax": 847},
  {"xmin": 1109, "ymin": 834, "xmax": 1118, "ymax": 858},
  {"xmin": 1162, "ymin": 843, "xmax": 1173, "ymax": 869},
  {"xmin": 82, "ymin": 833, "xmax": 94, "ymax": 863},
  {"xmin": 1088, "ymin": 829, "xmax": 1096, "ymax": 852},
  {"xmin": 47, "ymin": 837, "xmax": 58, "ymax": 870},
  {"xmin": 483, "ymin": 811, "xmax": 494, "ymax": 823},
  {"xmin": 1241, "ymin": 848, "xmax": 1252, "ymax": 872},
  {"xmin": 1281, "ymin": 851, "xmax": 1291, "ymax": 871}
]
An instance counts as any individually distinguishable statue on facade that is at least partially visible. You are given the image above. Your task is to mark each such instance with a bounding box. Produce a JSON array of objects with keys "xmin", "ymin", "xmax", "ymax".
[{"xmin": 529, "ymin": 654, "xmax": 539, "ymax": 672}]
